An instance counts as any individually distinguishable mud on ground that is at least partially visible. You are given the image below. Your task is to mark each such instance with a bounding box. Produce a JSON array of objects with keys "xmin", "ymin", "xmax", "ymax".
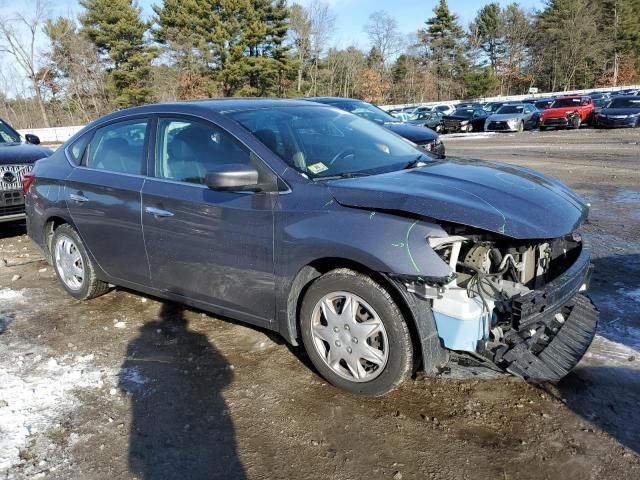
[{"xmin": 1, "ymin": 128, "xmax": 639, "ymax": 479}]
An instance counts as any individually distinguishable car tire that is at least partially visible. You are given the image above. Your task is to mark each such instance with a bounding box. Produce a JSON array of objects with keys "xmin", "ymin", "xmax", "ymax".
[
  {"xmin": 51, "ymin": 224, "xmax": 110, "ymax": 300},
  {"xmin": 539, "ymin": 126, "xmax": 548, "ymax": 131},
  {"xmin": 299, "ymin": 268, "xmax": 414, "ymax": 396}
]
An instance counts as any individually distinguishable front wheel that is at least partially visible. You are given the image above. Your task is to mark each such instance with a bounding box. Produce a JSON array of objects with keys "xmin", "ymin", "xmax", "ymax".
[
  {"xmin": 51, "ymin": 224, "xmax": 110, "ymax": 300},
  {"xmin": 299, "ymin": 269, "xmax": 414, "ymax": 396}
]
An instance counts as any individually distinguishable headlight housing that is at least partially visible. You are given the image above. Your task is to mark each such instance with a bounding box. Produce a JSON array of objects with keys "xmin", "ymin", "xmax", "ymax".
[{"xmin": 460, "ymin": 120, "xmax": 469, "ymax": 126}]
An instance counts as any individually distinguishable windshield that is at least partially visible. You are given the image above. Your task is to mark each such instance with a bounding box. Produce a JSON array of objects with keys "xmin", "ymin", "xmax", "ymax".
[
  {"xmin": 608, "ymin": 98, "xmax": 640, "ymax": 109},
  {"xmin": 535, "ymin": 100, "xmax": 551, "ymax": 109},
  {"xmin": 327, "ymin": 100, "xmax": 397, "ymax": 125},
  {"xmin": 228, "ymin": 106, "xmax": 428, "ymax": 179},
  {"xmin": 452, "ymin": 109, "xmax": 474, "ymax": 118},
  {"xmin": 551, "ymin": 98, "xmax": 581, "ymax": 108},
  {"xmin": 0, "ymin": 120, "xmax": 20, "ymax": 144},
  {"xmin": 496, "ymin": 105, "xmax": 525, "ymax": 114}
]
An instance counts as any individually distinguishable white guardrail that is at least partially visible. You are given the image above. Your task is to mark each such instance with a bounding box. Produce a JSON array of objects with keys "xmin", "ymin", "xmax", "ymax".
[
  {"xmin": 380, "ymin": 84, "xmax": 640, "ymax": 111},
  {"xmin": 13, "ymin": 83, "xmax": 640, "ymax": 143}
]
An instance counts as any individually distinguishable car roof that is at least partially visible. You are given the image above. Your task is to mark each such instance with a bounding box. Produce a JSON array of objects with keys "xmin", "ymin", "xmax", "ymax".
[{"xmin": 305, "ymin": 96, "xmax": 360, "ymax": 104}]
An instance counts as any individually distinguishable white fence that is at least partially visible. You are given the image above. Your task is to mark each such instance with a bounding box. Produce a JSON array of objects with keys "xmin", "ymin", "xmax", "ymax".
[
  {"xmin": 380, "ymin": 84, "xmax": 640, "ymax": 111},
  {"xmin": 17, "ymin": 125, "xmax": 83, "ymax": 144}
]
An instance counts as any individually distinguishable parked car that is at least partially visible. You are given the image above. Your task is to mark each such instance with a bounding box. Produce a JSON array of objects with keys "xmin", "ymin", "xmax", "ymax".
[
  {"xmin": 594, "ymin": 96, "xmax": 640, "ymax": 128},
  {"xmin": 441, "ymin": 107, "xmax": 489, "ymax": 133},
  {"xmin": 307, "ymin": 97, "xmax": 445, "ymax": 158},
  {"xmin": 25, "ymin": 99, "xmax": 598, "ymax": 395},
  {"xmin": 456, "ymin": 102, "xmax": 485, "ymax": 110},
  {"xmin": 0, "ymin": 119, "xmax": 53, "ymax": 224},
  {"xmin": 531, "ymin": 98, "xmax": 555, "ymax": 110},
  {"xmin": 484, "ymin": 103, "xmax": 540, "ymax": 132},
  {"xmin": 483, "ymin": 101, "xmax": 506, "ymax": 114},
  {"xmin": 431, "ymin": 104, "xmax": 456, "ymax": 115},
  {"xmin": 404, "ymin": 110, "xmax": 444, "ymax": 132},
  {"xmin": 539, "ymin": 96, "xmax": 594, "ymax": 130},
  {"xmin": 387, "ymin": 106, "xmax": 418, "ymax": 121}
]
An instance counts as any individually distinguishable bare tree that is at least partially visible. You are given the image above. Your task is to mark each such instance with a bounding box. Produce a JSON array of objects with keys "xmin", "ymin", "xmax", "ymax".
[
  {"xmin": 0, "ymin": 0, "xmax": 51, "ymax": 127},
  {"xmin": 289, "ymin": 3, "xmax": 312, "ymax": 93},
  {"xmin": 307, "ymin": 0, "xmax": 336, "ymax": 96},
  {"xmin": 363, "ymin": 10, "xmax": 404, "ymax": 68}
]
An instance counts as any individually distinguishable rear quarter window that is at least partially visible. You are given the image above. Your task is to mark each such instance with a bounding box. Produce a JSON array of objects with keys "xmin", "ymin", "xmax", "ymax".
[{"xmin": 66, "ymin": 132, "xmax": 92, "ymax": 165}]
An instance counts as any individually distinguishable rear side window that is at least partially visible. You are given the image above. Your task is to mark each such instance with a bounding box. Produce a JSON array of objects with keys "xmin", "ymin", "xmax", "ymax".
[{"xmin": 84, "ymin": 119, "xmax": 148, "ymax": 175}]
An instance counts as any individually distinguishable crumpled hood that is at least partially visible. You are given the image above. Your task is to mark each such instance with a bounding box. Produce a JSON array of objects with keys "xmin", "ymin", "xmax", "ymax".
[
  {"xmin": 328, "ymin": 158, "xmax": 588, "ymax": 239},
  {"xmin": 0, "ymin": 143, "xmax": 53, "ymax": 165},
  {"xmin": 487, "ymin": 113, "xmax": 526, "ymax": 122},
  {"xmin": 384, "ymin": 122, "xmax": 438, "ymax": 142},
  {"xmin": 542, "ymin": 106, "xmax": 580, "ymax": 118}
]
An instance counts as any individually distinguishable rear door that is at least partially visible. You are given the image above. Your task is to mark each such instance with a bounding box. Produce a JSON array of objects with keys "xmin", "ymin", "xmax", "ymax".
[
  {"xmin": 65, "ymin": 117, "xmax": 150, "ymax": 286},
  {"xmin": 141, "ymin": 115, "xmax": 276, "ymax": 326}
]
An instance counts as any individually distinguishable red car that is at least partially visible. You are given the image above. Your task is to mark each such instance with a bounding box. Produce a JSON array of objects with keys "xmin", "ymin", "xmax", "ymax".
[{"xmin": 539, "ymin": 96, "xmax": 594, "ymax": 130}]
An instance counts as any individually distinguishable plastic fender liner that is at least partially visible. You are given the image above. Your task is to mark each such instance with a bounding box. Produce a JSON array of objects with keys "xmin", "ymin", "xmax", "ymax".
[{"xmin": 386, "ymin": 275, "xmax": 450, "ymax": 375}]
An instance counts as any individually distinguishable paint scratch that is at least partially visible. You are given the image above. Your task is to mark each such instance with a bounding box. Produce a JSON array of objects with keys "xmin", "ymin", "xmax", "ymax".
[
  {"xmin": 324, "ymin": 199, "xmax": 334, "ymax": 207},
  {"xmin": 405, "ymin": 222, "xmax": 420, "ymax": 273},
  {"xmin": 369, "ymin": 211, "xmax": 376, "ymax": 219}
]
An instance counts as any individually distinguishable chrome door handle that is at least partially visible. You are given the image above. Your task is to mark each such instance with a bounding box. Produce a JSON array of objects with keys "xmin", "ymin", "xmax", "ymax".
[
  {"xmin": 145, "ymin": 206, "xmax": 174, "ymax": 218},
  {"xmin": 69, "ymin": 193, "xmax": 89, "ymax": 203}
]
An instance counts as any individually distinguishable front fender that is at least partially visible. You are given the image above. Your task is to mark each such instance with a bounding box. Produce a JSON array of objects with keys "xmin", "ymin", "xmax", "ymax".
[{"xmin": 277, "ymin": 207, "xmax": 453, "ymax": 280}]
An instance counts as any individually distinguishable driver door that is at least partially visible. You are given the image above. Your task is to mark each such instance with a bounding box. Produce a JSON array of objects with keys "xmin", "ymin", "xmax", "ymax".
[{"xmin": 141, "ymin": 115, "xmax": 277, "ymax": 326}]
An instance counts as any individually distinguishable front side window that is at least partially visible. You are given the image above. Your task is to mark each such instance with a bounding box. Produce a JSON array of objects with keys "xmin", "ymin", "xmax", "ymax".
[
  {"xmin": 85, "ymin": 119, "xmax": 148, "ymax": 174},
  {"xmin": 0, "ymin": 120, "xmax": 20, "ymax": 144},
  {"xmin": 156, "ymin": 118, "xmax": 251, "ymax": 185},
  {"xmin": 228, "ymin": 106, "xmax": 428, "ymax": 179}
]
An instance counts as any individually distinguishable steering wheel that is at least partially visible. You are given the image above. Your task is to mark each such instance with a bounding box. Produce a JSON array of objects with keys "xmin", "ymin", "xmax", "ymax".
[{"xmin": 329, "ymin": 148, "xmax": 356, "ymax": 166}]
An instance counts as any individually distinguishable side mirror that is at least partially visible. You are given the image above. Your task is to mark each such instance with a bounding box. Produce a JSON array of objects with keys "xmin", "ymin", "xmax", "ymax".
[
  {"xmin": 205, "ymin": 164, "xmax": 259, "ymax": 191},
  {"xmin": 25, "ymin": 133, "xmax": 40, "ymax": 145}
]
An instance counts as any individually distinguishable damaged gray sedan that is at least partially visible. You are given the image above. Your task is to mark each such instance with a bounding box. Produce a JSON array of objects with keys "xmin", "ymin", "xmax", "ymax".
[{"xmin": 25, "ymin": 99, "xmax": 597, "ymax": 396}]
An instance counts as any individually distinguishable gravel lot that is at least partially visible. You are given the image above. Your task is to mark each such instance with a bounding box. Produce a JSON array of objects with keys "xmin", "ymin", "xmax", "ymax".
[{"xmin": 1, "ymin": 127, "xmax": 639, "ymax": 479}]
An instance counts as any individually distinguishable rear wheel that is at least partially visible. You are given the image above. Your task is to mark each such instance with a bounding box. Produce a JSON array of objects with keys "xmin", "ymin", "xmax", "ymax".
[
  {"xmin": 51, "ymin": 224, "xmax": 110, "ymax": 300},
  {"xmin": 299, "ymin": 269, "xmax": 414, "ymax": 396}
]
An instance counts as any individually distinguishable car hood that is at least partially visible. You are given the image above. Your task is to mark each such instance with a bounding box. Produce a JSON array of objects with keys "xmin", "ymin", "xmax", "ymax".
[
  {"xmin": 487, "ymin": 113, "xmax": 526, "ymax": 121},
  {"xmin": 542, "ymin": 106, "xmax": 580, "ymax": 117},
  {"xmin": 0, "ymin": 143, "xmax": 53, "ymax": 165},
  {"xmin": 384, "ymin": 123, "xmax": 438, "ymax": 142},
  {"xmin": 600, "ymin": 108, "xmax": 640, "ymax": 115},
  {"xmin": 328, "ymin": 158, "xmax": 588, "ymax": 240},
  {"xmin": 441, "ymin": 115, "xmax": 472, "ymax": 122}
]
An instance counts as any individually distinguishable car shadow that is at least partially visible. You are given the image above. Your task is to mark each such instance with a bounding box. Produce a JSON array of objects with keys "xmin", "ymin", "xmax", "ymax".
[
  {"xmin": 118, "ymin": 301, "xmax": 246, "ymax": 479},
  {"xmin": 589, "ymin": 254, "xmax": 640, "ymax": 353},
  {"xmin": 0, "ymin": 221, "xmax": 25, "ymax": 240},
  {"xmin": 556, "ymin": 366, "xmax": 640, "ymax": 453},
  {"xmin": 0, "ymin": 313, "xmax": 13, "ymax": 334}
]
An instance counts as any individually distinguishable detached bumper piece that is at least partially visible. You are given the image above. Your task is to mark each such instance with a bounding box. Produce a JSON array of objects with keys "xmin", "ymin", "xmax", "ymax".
[{"xmin": 501, "ymin": 295, "xmax": 598, "ymax": 381}]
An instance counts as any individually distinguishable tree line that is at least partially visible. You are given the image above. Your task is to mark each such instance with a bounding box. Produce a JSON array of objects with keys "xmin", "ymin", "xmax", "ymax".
[{"xmin": 0, "ymin": 0, "xmax": 639, "ymax": 129}]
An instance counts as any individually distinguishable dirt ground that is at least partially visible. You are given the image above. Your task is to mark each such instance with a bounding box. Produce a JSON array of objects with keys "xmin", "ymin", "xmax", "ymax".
[{"xmin": 1, "ymin": 127, "xmax": 639, "ymax": 480}]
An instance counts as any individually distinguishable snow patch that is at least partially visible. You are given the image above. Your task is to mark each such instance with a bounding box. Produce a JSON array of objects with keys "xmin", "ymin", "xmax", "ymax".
[
  {"xmin": 0, "ymin": 288, "xmax": 24, "ymax": 301},
  {"xmin": 586, "ymin": 334, "xmax": 640, "ymax": 365},
  {"xmin": 0, "ymin": 354, "xmax": 110, "ymax": 471}
]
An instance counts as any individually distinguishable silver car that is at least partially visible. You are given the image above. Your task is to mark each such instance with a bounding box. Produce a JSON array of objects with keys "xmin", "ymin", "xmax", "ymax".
[{"xmin": 485, "ymin": 103, "xmax": 540, "ymax": 132}]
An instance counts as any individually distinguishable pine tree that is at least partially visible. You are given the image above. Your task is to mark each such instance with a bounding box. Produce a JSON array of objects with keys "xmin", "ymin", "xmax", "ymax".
[
  {"xmin": 154, "ymin": 0, "xmax": 295, "ymax": 97},
  {"xmin": 419, "ymin": 0, "xmax": 468, "ymax": 100},
  {"xmin": 80, "ymin": 0, "xmax": 155, "ymax": 108},
  {"xmin": 599, "ymin": 0, "xmax": 640, "ymax": 84},
  {"xmin": 469, "ymin": 3, "xmax": 503, "ymax": 73}
]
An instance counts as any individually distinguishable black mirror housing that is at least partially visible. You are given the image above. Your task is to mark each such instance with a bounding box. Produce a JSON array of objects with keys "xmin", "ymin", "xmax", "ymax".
[
  {"xmin": 25, "ymin": 133, "xmax": 40, "ymax": 145},
  {"xmin": 205, "ymin": 164, "xmax": 259, "ymax": 191}
]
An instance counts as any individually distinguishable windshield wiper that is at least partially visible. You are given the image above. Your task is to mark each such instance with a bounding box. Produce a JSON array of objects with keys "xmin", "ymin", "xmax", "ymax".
[
  {"xmin": 403, "ymin": 154, "xmax": 427, "ymax": 170},
  {"xmin": 312, "ymin": 172, "xmax": 371, "ymax": 181}
]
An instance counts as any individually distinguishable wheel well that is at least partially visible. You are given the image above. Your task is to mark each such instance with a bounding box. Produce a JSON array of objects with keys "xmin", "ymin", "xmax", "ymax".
[
  {"xmin": 285, "ymin": 257, "xmax": 421, "ymax": 365},
  {"xmin": 43, "ymin": 216, "xmax": 68, "ymax": 261}
]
